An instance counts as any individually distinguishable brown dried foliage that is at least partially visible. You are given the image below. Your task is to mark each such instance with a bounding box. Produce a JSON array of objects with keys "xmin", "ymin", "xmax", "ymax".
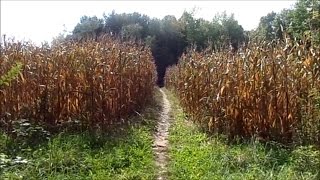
[
  {"xmin": 0, "ymin": 36, "xmax": 156, "ymax": 132},
  {"xmin": 167, "ymin": 38, "xmax": 320, "ymax": 145}
]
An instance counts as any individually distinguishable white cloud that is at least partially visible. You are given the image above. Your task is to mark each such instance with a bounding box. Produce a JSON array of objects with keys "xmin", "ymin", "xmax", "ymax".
[{"xmin": 1, "ymin": 0, "xmax": 296, "ymax": 45}]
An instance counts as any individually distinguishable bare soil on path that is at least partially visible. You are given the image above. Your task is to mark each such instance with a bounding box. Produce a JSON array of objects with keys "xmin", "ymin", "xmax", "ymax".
[{"xmin": 153, "ymin": 88, "xmax": 171, "ymax": 180}]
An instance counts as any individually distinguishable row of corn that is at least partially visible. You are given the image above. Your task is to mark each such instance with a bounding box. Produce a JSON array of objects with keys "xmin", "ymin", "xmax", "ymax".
[
  {"xmin": 0, "ymin": 36, "xmax": 156, "ymax": 132},
  {"xmin": 167, "ymin": 38, "xmax": 320, "ymax": 144}
]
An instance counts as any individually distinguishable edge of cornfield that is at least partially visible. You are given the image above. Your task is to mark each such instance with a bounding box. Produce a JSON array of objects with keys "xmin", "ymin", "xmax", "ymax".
[
  {"xmin": 0, "ymin": 88, "xmax": 162, "ymax": 179},
  {"xmin": 166, "ymin": 89, "xmax": 320, "ymax": 180}
]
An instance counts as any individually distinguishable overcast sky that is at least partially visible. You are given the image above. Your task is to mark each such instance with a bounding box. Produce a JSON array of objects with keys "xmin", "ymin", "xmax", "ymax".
[{"xmin": 1, "ymin": 0, "xmax": 296, "ymax": 45}]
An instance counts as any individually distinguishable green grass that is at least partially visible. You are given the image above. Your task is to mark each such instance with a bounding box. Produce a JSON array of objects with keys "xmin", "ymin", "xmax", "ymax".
[
  {"xmin": 1, "ymin": 88, "xmax": 319, "ymax": 179},
  {"xmin": 166, "ymin": 89, "xmax": 320, "ymax": 180},
  {"xmin": 0, "ymin": 91, "xmax": 162, "ymax": 180},
  {"xmin": 1, "ymin": 129, "xmax": 154, "ymax": 180}
]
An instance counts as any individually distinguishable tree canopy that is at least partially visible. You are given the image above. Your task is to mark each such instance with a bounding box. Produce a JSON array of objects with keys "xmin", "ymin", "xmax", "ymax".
[
  {"xmin": 64, "ymin": 10, "xmax": 246, "ymax": 86},
  {"xmin": 58, "ymin": 0, "xmax": 319, "ymax": 87},
  {"xmin": 256, "ymin": 0, "xmax": 320, "ymax": 44}
]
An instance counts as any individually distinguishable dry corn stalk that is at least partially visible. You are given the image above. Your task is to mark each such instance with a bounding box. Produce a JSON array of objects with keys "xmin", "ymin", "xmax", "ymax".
[
  {"xmin": 167, "ymin": 39, "xmax": 320, "ymax": 145},
  {"xmin": 0, "ymin": 36, "xmax": 156, "ymax": 132}
]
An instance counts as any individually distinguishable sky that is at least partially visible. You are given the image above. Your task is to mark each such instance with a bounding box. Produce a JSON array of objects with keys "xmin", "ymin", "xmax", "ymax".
[{"xmin": 1, "ymin": 0, "xmax": 297, "ymax": 45}]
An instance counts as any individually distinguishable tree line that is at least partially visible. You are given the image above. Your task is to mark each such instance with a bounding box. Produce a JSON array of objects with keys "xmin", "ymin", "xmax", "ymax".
[
  {"xmin": 53, "ymin": 0, "xmax": 319, "ymax": 87},
  {"xmin": 58, "ymin": 10, "xmax": 246, "ymax": 86},
  {"xmin": 255, "ymin": 0, "xmax": 319, "ymax": 45}
]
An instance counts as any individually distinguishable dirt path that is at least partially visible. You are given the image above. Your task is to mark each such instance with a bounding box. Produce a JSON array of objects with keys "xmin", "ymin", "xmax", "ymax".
[{"xmin": 153, "ymin": 88, "xmax": 171, "ymax": 180}]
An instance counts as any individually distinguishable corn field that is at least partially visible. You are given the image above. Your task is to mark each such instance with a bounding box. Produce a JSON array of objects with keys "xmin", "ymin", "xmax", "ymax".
[
  {"xmin": 167, "ymin": 38, "xmax": 320, "ymax": 145},
  {"xmin": 0, "ymin": 36, "xmax": 156, "ymax": 132}
]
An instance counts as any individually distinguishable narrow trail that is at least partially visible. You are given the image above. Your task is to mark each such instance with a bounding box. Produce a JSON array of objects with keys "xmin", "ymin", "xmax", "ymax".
[{"xmin": 153, "ymin": 88, "xmax": 171, "ymax": 180}]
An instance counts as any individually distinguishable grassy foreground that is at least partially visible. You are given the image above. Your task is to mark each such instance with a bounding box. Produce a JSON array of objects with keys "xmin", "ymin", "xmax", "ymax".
[
  {"xmin": 166, "ymin": 89, "xmax": 320, "ymax": 180},
  {"xmin": 0, "ymin": 91, "xmax": 162, "ymax": 180}
]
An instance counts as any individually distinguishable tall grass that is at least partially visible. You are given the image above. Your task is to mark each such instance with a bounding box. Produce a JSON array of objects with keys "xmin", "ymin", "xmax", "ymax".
[
  {"xmin": 0, "ymin": 36, "xmax": 156, "ymax": 133},
  {"xmin": 167, "ymin": 37, "xmax": 320, "ymax": 145}
]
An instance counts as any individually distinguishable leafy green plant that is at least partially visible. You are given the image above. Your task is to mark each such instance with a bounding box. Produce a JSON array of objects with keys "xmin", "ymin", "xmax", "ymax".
[
  {"xmin": 11, "ymin": 119, "xmax": 50, "ymax": 147},
  {"xmin": 0, "ymin": 62, "xmax": 22, "ymax": 87}
]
